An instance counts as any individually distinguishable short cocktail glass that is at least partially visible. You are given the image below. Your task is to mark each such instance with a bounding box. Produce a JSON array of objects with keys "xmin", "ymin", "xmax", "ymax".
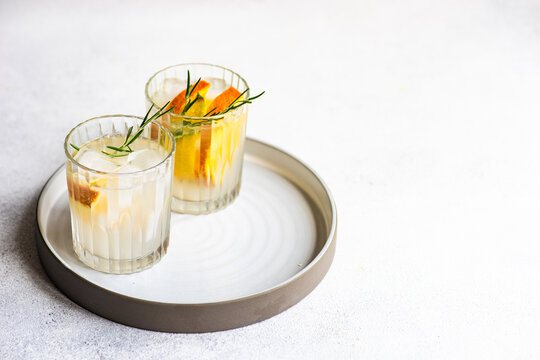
[
  {"xmin": 145, "ymin": 63, "xmax": 249, "ymax": 214},
  {"xmin": 64, "ymin": 115, "xmax": 175, "ymax": 274}
]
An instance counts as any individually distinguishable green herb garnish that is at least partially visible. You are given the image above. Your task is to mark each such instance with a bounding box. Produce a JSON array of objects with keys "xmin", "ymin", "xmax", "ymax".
[
  {"xmin": 204, "ymin": 89, "xmax": 265, "ymax": 117},
  {"xmin": 181, "ymin": 71, "xmax": 204, "ymax": 116},
  {"xmin": 177, "ymin": 70, "xmax": 264, "ymax": 118},
  {"xmin": 70, "ymin": 102, "xmax": 174, "ymax": 158},
  {"xmin": 101, "ymin": 102, "xmax": 174, "ymax": 158}
]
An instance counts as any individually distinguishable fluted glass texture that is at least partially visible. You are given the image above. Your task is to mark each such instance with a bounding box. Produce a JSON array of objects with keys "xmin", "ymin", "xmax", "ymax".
[
  {"xmin": 64, "ymin": 116, "xmax": 174, "ymax": 274},
  {"xmin": 145, "ymin": 63, "xmax": 249, "ymax": 214}
]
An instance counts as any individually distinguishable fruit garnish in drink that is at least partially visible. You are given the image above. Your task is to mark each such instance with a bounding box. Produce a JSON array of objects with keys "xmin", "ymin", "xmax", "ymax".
[
  {"xmin": 198, "ymin": 86, "xmax": 242, "ymax": 177},
  {"xmin": 67, "ymin": 178, "xmax": 100, "ymax": 207},
  {"xmin": 205, "ymin": 87, "xmax": 264, "ymax": 117},
  {"xmin": 168, "ymin": 72, "xmax": 211, "ymax": 117},
  {"xmin": 167, "ymin": 70, "xmax": 264, "ymax": 119},
  {"xmin": 165, "ymin": 71, "xmax": 263, "ymax": 188},
  {"xmin": 205, "ymin": 87, "xmax": 241, "ymax": 116}
]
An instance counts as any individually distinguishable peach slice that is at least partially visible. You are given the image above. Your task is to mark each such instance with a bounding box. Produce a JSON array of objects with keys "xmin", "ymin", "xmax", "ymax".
[
  {"xmin": 205, "ymin": 86, "xmax": 242, "ymax": 116},
  {"xmin": 169, "ymin": 80, "xmax": 211, "ymax": 115}
]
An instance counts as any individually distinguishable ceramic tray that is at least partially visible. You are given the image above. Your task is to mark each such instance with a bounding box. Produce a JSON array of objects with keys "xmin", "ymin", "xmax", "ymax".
[{"xmin": 36, "ymin": 138, "xmax": 337, "ymax": 333}]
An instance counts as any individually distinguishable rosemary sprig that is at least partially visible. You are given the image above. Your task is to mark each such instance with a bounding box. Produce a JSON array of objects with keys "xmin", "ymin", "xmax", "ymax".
[
  {"xmin": 181, "ymin": 71, "xmax": 203, "ymax": 116},
  {"xmin": 68, "ymin": 102, "xmax": 173, "ymax": 158},
  {"xmin": 204, "ymin": 90, "xmax": 265, "ymax": 117},
  {"xmin": 176, "ymin": 69, "xmax": 265, "ymax": 118},
  {"xmin": 100, "ymin": 102, "xmax": 174, "ymax": 158},
  {"xmin": 183, "ymin": 94, "xmax": 203, "ymax": 115}
]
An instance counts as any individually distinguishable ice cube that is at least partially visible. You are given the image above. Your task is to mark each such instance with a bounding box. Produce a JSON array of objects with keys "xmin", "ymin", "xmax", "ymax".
[
  {"xmin": 152, "ymin": 78, "xmax": 186, "ymax": 107},
  {"xmin": 74, "ymin": 148, "xmax": 124, "ymax": 172},
  {"xmin": 126, "ymin": 149, "xmax": 164, "ymax": 171},
  {"xmin": 205, "ymin": 77, "xmax": 229, "ymax": 99}
]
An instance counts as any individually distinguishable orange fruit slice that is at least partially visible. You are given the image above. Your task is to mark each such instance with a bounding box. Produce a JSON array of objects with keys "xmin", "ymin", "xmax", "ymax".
[
  {"xmin": 200, "ymin": 86, "xmax": 243, "ymax": 182},
  {"xmin": 199, "ymin": 122, "xmax": 213, "ymax": 181},
  {"xmin": 205, "ymin": 86, "xmax": 242, "ymax": 116},
  {"xmin": 67, "ymin": 178, "xmax": 100, "ymax": 208},
  {"xmin": 169, "ymin": 80, "xmax": 210, "ymax": 115}
]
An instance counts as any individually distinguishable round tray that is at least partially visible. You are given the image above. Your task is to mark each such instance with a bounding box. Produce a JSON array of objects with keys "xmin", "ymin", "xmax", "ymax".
[{"xmin": 35, "ymin": 138, "xmax": 337, "ymax": 333}]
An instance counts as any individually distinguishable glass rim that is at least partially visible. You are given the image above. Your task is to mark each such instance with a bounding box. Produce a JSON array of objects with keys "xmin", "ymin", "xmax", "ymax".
[
  {"xmin": 144, "ymin": 62, "xmax": 250, "ymax": 121},
  {"xmin": 64, "ymin": 114, "xmax": 176, "ymax": 176}
]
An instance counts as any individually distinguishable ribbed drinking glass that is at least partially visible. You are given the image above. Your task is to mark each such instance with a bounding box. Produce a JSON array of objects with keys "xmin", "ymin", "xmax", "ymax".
[
  {"xmin": 145, "ymin": 63, "xmax": 249, "ymax": 214},
  {"xmin": 64, "ymin": 115, "xmax": 175, "ymax": 274}
]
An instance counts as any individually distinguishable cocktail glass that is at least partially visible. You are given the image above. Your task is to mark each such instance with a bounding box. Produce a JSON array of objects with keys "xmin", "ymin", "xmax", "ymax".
[
  {"xmin": 64, "ymin": 115, "xmax": 175, "ymax": 274},
  {"xmin": 145, "ymin": 63, "xmax": 249, "ymax": 214}
]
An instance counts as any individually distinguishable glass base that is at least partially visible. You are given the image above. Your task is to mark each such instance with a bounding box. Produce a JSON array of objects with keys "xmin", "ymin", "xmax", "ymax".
[
  {"xmin": 171, "ymin": 183, "xmax": 241, "ymax": 215},
  {"xmin": 73, "ymin": 237, "xmax": 169, "ymax": 274}
]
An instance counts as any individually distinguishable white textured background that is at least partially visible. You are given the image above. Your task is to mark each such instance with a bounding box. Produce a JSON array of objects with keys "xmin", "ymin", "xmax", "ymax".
[{"xmin": 2, "ymin": 0, "xmax": 540, "ymax": 358}]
